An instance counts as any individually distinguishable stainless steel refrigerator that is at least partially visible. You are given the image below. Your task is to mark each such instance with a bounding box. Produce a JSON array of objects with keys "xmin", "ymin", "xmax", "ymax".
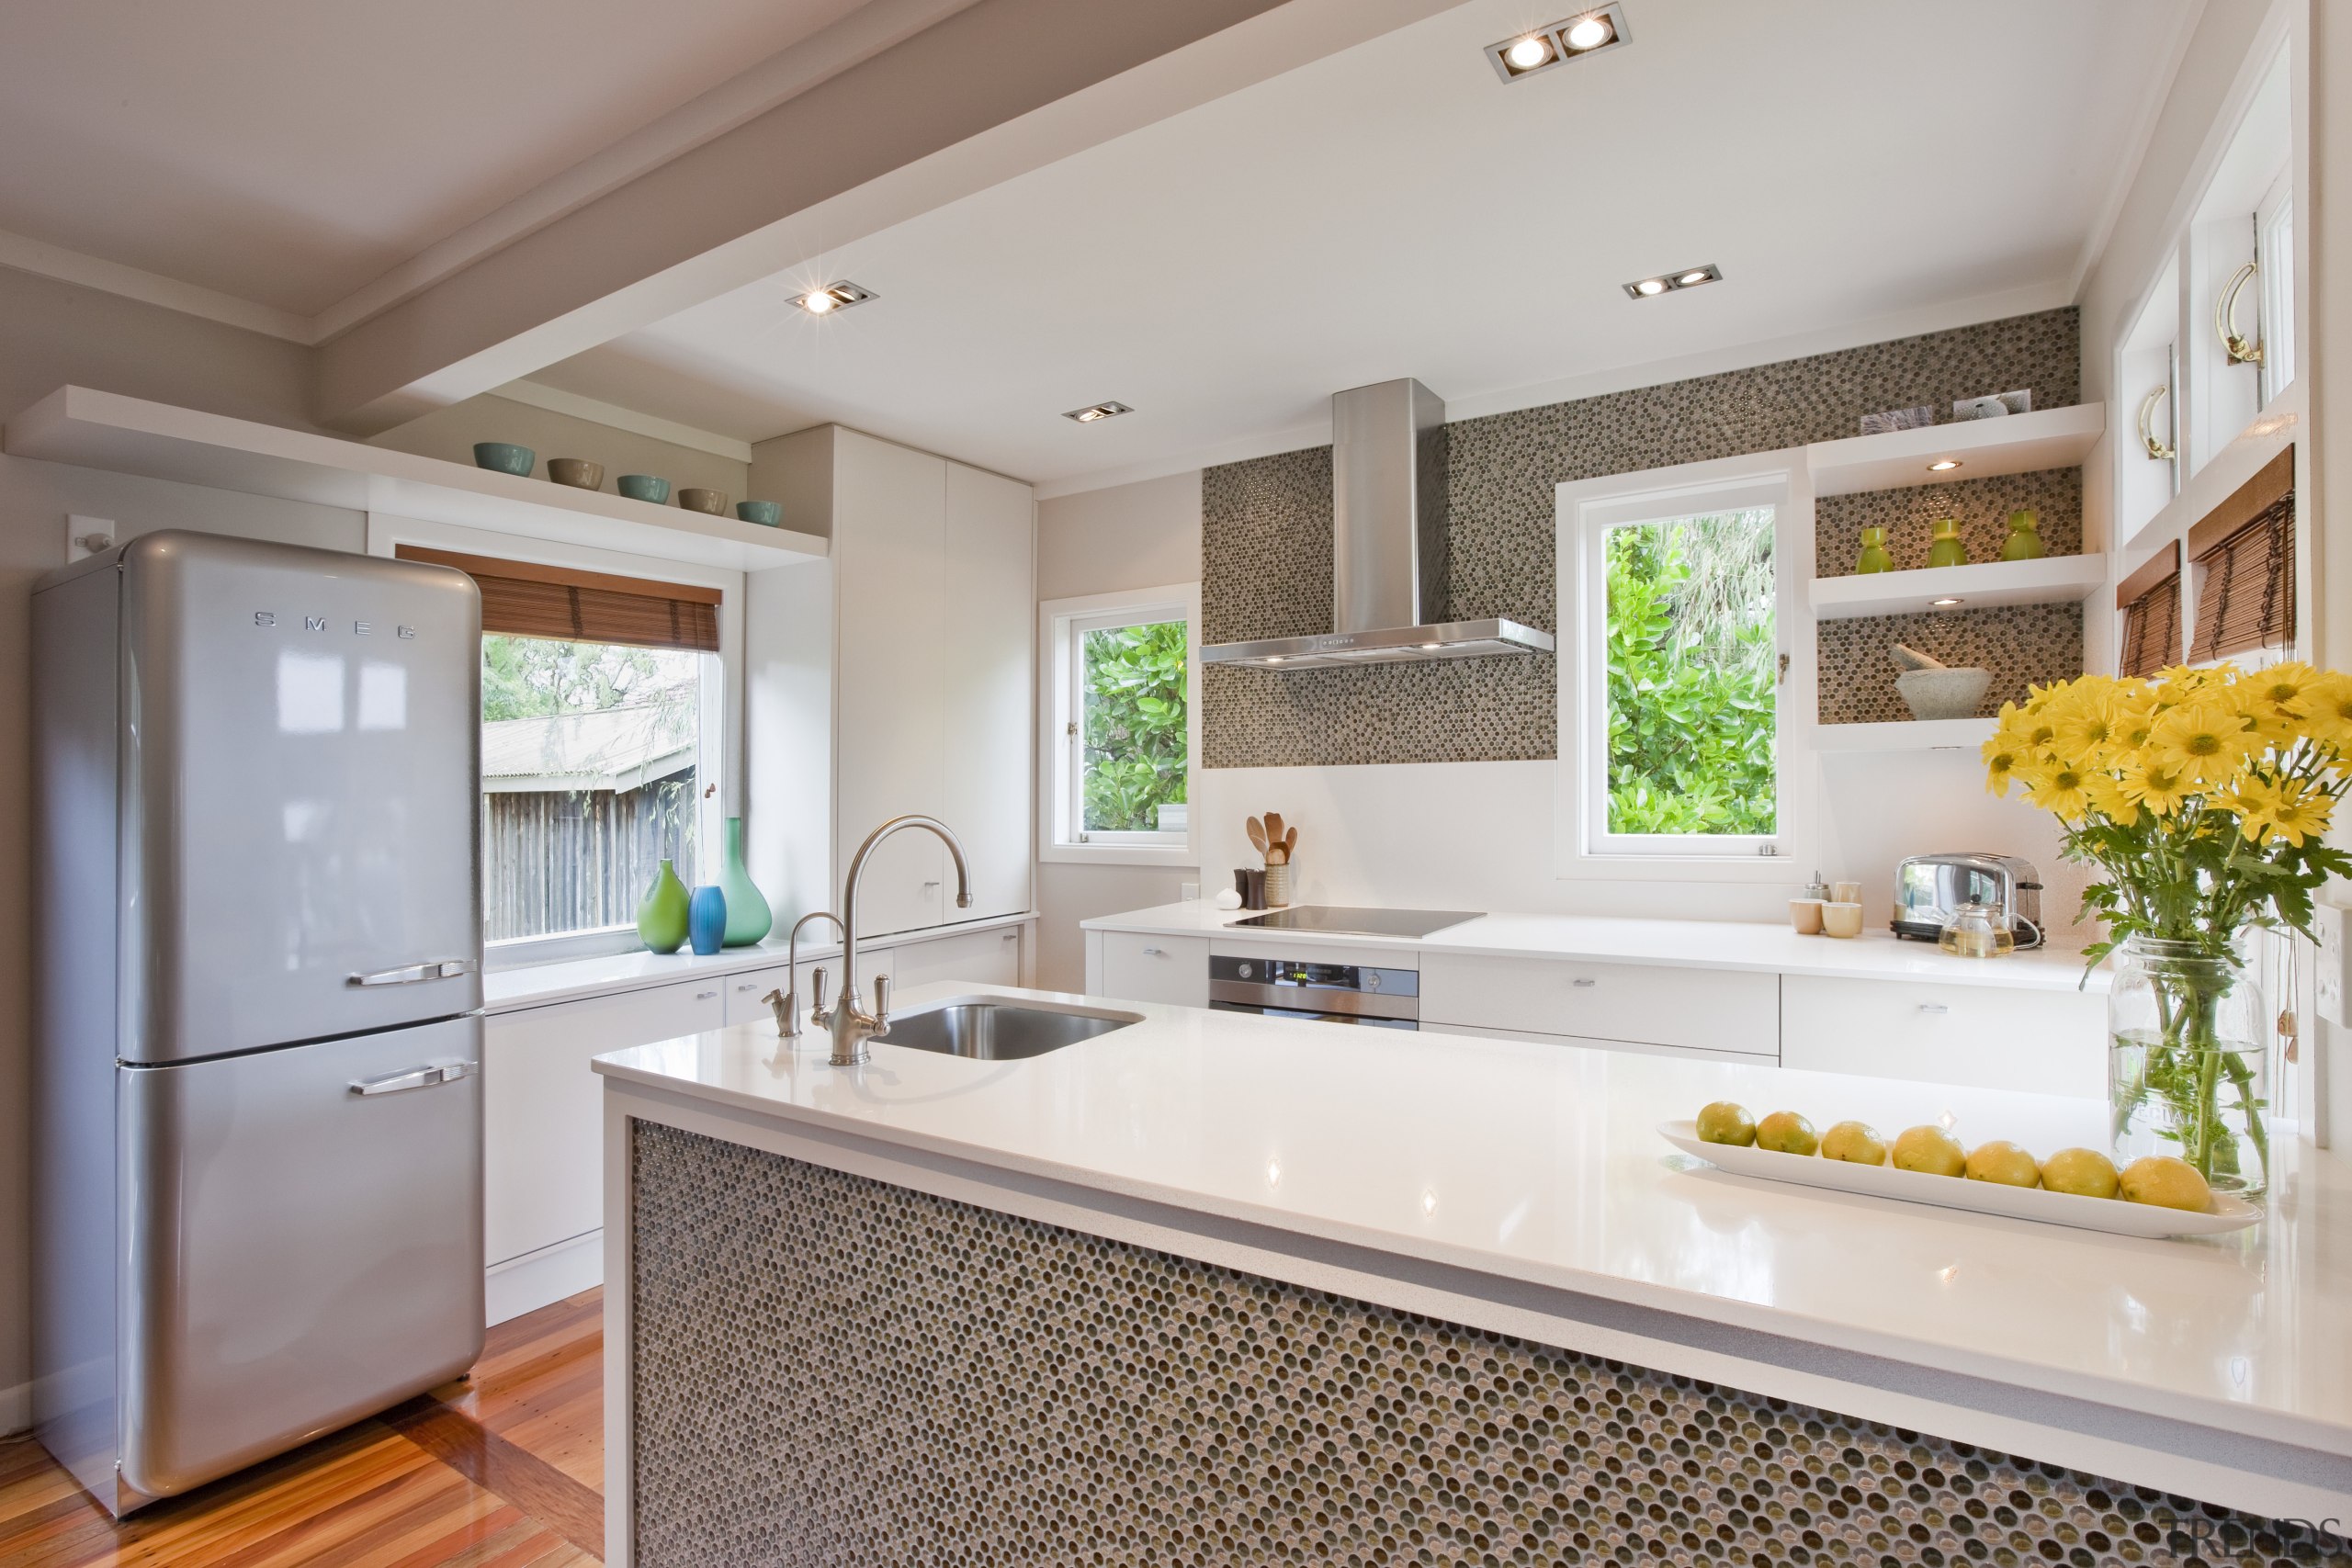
[{"xmin": 32, "ymin": 530, "xmax": 486, "ymax": 1516}]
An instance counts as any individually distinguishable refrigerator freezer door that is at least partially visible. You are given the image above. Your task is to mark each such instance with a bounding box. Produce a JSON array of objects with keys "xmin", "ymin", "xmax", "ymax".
[
  {"xmin": 118, "ymin": 1017, "xmax": 485, "ymax": 1501},
  {"xmin": 122, "ymin": 533, "xmax": 481, "ymax": 1062}
]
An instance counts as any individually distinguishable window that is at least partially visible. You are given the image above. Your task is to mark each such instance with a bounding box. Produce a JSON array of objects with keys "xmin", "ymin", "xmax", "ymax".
[
  {"xmin": 2188, "ymin": 448, "xmax": 2295, "ymax": 665},
  {"xmin": 2116, "ymin": 542, "xmax": 2183, "ymax": 679},
  {"xmin": 397, "ymin": 545, "xmax": 724, "ymax": 949},
  {"xmin": 1556, "ymin": 460, "xmax": 1808, "ymax": 880},
  {"xmin": 1040, "ymin": 585, "xmax": 1200, "ymax": 865}
]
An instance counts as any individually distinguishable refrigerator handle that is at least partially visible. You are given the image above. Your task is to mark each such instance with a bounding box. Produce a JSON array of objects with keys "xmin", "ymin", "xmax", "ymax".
[
  {"xmin": 346, "ymin": 959, "xmax": 479, "ymax": 988},
  {"xmin": 349, "ymin": 1060, "xmax": 476, "ymax": 1097}
]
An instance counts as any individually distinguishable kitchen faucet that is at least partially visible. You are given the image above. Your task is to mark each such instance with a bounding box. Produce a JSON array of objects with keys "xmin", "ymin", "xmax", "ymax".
[
  {"xmin": 761, "ymin": 909, "xmax": 844, "ymax": 1045},
  {"xmin": 787, "ymin": 815, "xmax": 973, "ymax": 1066}
]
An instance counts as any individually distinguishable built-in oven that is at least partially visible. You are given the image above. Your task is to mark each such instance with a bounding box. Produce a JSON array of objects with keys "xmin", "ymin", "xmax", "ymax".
[{"xmin": 1207, "ymin": 954, "xmax": 1418, "ymax": 1030}]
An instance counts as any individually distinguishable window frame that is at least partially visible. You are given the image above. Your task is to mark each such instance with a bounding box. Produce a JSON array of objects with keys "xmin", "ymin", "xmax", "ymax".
[
  {"xmin": 1554, "ymin": 453, "xmax": 1815, "ymax": 884},
  {"xmin": 1037, "ymin": 583, "xmax": 1200, "ymax": 867},
  {"xmin": 365, "ymin": 514, "xmax": 741, "ymax": 965},
  {"xmin": 2255, "ymin": 164, "xmax": 2294, "ymax": 407}
]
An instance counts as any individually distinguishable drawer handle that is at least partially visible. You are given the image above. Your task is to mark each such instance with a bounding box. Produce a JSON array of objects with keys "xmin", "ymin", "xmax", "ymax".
[
  {"xmin": 1141, "ymin": 945, "xmax": 1166, "ymax": 957},
  {"xmin": 736, "ymin": 982, "xmax": 762, "ymax": 992},
  {"xmin": 696, "ymin": 990, "xmax": 718, "ymax": 1001},
  {"xmin": 1918, "ymin": 1002, "xmax": 1951, "ymax": 1015},
  {"xmin": 350, "ymin": 1060, "xmax": 473, "ymax": 1097},
  {"xmin": 1570, "ymin": 977, "xmax": 1597, "ymax": 988}
]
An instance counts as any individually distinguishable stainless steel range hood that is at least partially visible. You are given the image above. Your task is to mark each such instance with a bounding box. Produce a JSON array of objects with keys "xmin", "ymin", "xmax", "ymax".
[{"xmin": 1202, "ymin": 378, "xmax": 1555, "ymax": 670}]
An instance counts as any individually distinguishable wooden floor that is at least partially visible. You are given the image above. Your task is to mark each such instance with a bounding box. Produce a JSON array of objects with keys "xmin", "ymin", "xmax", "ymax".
[{"xmin": 0, "ymin": 1288, "xmax": 606, "ymax": 1567}]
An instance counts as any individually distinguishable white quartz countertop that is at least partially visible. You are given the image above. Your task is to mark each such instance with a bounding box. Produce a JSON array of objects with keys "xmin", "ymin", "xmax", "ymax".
[
  {"xmin": 598, "ymin": 984, "xmax": 2346, "ymax": 1487},
  {"xmin": 1084, "ymin": 900, "xmax": 2109, "ymax": 992},
  {"xmin": 482, "ymin": 909, "xmax": 1035, "ymax": 1013}
]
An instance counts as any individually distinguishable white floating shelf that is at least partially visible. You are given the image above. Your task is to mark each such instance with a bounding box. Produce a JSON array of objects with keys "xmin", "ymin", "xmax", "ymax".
[
  {"xmin": 1807, "ymin": 552, "xmax": 2109, "ymax": 621},
  {"xmin": 1813, "ymin": 717, "xmax": 1996, "ymax": 754},
  {"xmin": 4, "ymin": 385, "xmax": 827, "ymax": 572},
  {"xmin": 1806, "ymin": 402, "xmax": 2106, "ymax": 497}
]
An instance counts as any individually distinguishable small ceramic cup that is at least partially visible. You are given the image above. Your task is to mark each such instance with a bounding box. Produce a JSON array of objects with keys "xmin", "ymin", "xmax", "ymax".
[
  {"xmin": 616, "ymin": 474, "xmax": 672, "ymax": 504},
  {"xmin": 678, "ymin": 488, "xmax": 729, "ymax": 515},
  {"xmin": 1821, "ymin": 901, "xmax": 1864, "ymax": 939},
  {"xmin": 1832, "ymin": 880, "xmax": 1861, "ymax": 904},
  {"xmin": 1788, "ymin": 897, "xmax": 1825, "ymax": 936},
  {"xmin": 736, "ymin": 499, "xmax": 784, "ymax": 527},
  {"xmin": 547, "ymin": 457, "xmax": 604, "ymax": 490},
  {"xmin": 472, "ymin": 442, "xmax": 535, "ymax": 476}
]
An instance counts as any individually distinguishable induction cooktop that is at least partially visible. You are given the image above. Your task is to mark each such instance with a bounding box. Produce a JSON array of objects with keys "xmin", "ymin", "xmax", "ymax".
[{"xmin": 1227, "ymin": 905, "xmax": 1483, "ymax": 940}]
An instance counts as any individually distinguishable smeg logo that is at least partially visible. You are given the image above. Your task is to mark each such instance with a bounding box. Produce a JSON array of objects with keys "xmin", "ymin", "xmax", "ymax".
[{"xmin": 253, "ymin": 611, "xmax": 417, "ymax": 639}]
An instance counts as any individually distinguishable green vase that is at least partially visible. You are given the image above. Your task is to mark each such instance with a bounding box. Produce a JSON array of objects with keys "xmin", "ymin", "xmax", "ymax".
[
  {"xmin": 1855, "ymin": 525, "xmax": 1894, "ymax": 574},
  {"xmin": 1998, "ymin": 508, "xmax": 2048, "ymax": 560},
  {"xmin": 718, "ymin": 817, "xmax": 772, "ymax": 947},
  {"xmin": 1927, "ymin": 517, "xmax": 1968, "ymax": 570},
  {"xmin": 637, "ymin": 858, "xmax": 691, "ymax": 954}
]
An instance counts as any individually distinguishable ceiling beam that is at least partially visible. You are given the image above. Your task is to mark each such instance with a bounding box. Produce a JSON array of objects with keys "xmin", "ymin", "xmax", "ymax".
[{"xmin": 314, "ymin": 0, "xmax": 1454, "ymax": 434}]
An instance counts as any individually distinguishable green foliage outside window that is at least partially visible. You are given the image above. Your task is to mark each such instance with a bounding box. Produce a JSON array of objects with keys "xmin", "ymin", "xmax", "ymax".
[
  {"xmin": 481, "ymin": 634, "xmax": 698, "ymax": 723},
  {"xmin": 1081, "ymin": 620, "xmax": 1189, "ymax": 832},
  {"xmin": 1603, "ymin": 510, "xmax": 1778, "ymax": 836}
]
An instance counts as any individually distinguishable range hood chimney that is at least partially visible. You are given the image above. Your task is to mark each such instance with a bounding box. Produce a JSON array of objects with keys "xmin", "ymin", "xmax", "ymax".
[{"xmin": 1202, "ymin": 378, "xmax": 1555, "ymax": 669}]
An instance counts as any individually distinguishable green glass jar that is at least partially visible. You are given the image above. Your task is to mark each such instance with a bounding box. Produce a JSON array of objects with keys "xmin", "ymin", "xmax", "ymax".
[
  {"xmin": 1998, "ymin": 507, "xmax": 2048, "ymax": 561},
  {"xmin": 1927, "ymin": 517, "xmax": 1968, "ymax": 569},
  {"xmin": 1855, "ymin": 525, "xmax": 1894, "ymax": 574}
]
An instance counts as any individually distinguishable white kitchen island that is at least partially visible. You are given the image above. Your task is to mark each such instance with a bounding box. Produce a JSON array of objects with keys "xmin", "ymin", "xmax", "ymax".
[{"xmin": 596, "ymin": 985, "xmax": 2348, "ymax": 1566}]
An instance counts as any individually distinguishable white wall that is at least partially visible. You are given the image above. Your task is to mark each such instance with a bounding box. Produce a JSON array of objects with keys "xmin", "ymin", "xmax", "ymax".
[{"xmin": 1033, "ymin": 471, "xmax": 1203, "ymax": 990}]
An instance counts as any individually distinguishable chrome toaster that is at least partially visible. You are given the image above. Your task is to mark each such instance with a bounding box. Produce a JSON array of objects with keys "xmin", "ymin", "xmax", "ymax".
[{"xmin": 1892, "ymin": 853, "xmax": 2044, "ymax": 948}]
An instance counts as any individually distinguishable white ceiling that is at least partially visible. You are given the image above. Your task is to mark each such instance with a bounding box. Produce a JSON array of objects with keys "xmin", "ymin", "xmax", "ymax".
[
  {"xmin": 0, "ymin": 0, "xmax": 877, "ymax": 315},
  {"xmin": 533, "ymin": 0, "xmax": 2191, "ymax": 491}
]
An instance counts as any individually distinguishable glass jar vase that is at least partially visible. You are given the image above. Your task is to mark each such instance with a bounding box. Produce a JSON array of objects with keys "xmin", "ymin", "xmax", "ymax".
[{"xmin": 2108, "ymin": 935, "xmax": 2270, "ymax": 1198}]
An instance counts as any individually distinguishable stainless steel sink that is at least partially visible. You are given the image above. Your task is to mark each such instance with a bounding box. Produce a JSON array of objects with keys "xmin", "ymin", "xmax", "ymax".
[{"xmin": 879, "ymin": 1000, "xmax": 1140, "ymax": 1060}]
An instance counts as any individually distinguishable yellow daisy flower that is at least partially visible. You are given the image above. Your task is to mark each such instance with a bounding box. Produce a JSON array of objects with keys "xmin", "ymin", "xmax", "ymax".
[
  {"xmin": 2301, "ymin": 672, "xmax": 2352, "ymax": 750},
  {"xmin": 2258, "ymin": 774, "xmax": 2335, "ymax": 847},
  {"xmin": 2118, "ymin": 761, "xmax": 2196, "ymax": 816},
  {"xmin": 2051, "ymin": 689, "xmax": 2126, "ymax": 767},
  {"xmin": 2022, "ymin": 758, "xmax": 2094, "ymax": 819},
  {"xmin": 2082, "ymin": 770, "xmax": 2142, "ymax": 826},
  {"xmin": 1980, "ymin": 733, "xmax": 2023, "ymax": 797},
  {"xmin": 2145, "ymin": 699, "xmax": 2250, "ymax": 787}
]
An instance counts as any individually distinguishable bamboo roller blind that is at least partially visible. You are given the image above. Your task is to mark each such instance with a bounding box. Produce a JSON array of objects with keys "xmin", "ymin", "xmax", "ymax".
[
  {"xmin": 396, "ymin": 546, "xmax": 721, "ymax": 652},
  {"xmin": 2186, "ymin": 448, "xmax": 2295, "ymax": 664},
  {"xmin": 2115, "ymin": 541, "xmax": 2180, "ymax": 680}
]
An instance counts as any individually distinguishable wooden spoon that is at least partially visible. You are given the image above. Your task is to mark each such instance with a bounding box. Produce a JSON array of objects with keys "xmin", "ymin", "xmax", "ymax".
[
  {"xmin": 1282, "ymin": 826, "xmax": 1297, "ymax": 860},
  {"xmin": 1265, "ymin": 811, "xmax": 1285, "ymax": 845},
  {"xmin": 1246, "ymin": 817, "xmax": 1269, "ymax": 857}
]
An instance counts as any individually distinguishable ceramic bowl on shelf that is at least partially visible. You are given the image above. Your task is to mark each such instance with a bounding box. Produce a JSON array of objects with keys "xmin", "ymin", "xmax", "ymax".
[
  {"xmin": 616, "ymin": 474, "xmax": 672, "ymax": 504},
  {"xmin": 547, "ymin": 457, "xmax": 604, "ymax": 490},
  {"xmin": 736, "ymin": 500, "xmax": 784, "ymax": 527},
  {"xmin": 1895, "ymin": 667, "xmax": 1992, "ymax": 721},
  {"xmin": 678, "ymin": 488, "xmax": 729, "ymax": 515},
  {"xmin": 472, "ymin": 442, "xmax": 535, "ymax": 476}
]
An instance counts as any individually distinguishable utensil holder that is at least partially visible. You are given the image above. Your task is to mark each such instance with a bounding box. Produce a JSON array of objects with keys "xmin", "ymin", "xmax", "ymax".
[{"xmin": 1262, "ymin": 863, "xmax": 1292, "ymax": 908}]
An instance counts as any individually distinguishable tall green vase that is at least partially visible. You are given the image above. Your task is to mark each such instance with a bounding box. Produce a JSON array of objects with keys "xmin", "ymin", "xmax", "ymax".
[
  {"xmin": 637, "ymin": 858, "xmax": 691, "ymax": 954},
  {"xmin": 719, "ymin": 818, "xmax": 772, "ymax": 947}
]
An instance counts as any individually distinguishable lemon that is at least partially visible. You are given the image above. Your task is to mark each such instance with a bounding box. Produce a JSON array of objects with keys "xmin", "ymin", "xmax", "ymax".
[
  {"xmin": 1754, "ymin": 1111, "xmax": 1818, "ymax": 1156},
  {"xmin": 1695, "ymin": 1101, "xmax": 1757, "ymax": 1146},
  {"xmin": 1820, "ymin": 1121, "xmax": 1886, "ymax": 1165},
  {"xmin": 2120, "ymin": 1155, "xmax": 2212, "ymax": 1213},
  {"xmin": 1892, "ymin": 1125, "xmax": 1966, "ymax": 1177},
  {"xmin": 2040, "ymin": 1147, "xmax": 2120, "ymax": 1200},
  {"xmin": 1964, "ymin": 1140, "xmax": 2041, "ymax": 1188}
]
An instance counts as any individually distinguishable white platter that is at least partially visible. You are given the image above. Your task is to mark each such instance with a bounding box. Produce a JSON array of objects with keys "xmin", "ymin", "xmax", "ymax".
[{"xmin": 1657, "ymin": 1121, "xmax": 2263, "ymax": 1239}]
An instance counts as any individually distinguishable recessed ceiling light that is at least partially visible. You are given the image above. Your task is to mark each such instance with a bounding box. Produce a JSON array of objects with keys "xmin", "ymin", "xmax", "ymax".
[
  {"xmin": 1928, "ymin": 458, "xmax": 1962, "ymax": 472},
  {"xmin": 791, "ymin": 280, "xmax": 875, "ymax": 316},
  {"xmin": 1931, "ymin": 597, "xmax": 1964, "ymax": 608},
  {"xmin": 1564, "ymin": 14, "xmax": 1613, "ymax": 50},
  {"xmin": 1485, "ymin": 4, "xmax": 1630, "ymax": 81},
  {"xmin": 1504, "ymin": 34, "xmax": 1554, "ymax": 70},
  {"xmin": 1624, "ymin": 263, "xmax": 1719, "ymax": 300},
  {"xmin": 1063, "ymin": 400, "xmax": 1133, "ymax": 423},
  {"xmin": 1264, "ymin": 656, "xmax": 1286, "ymax": 665}
]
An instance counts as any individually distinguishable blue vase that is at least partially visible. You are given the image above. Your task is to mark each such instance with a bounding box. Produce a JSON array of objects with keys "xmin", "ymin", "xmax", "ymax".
[{"xmin": 688, "ymin": 885, "xmax": 728, "ymax": 956}]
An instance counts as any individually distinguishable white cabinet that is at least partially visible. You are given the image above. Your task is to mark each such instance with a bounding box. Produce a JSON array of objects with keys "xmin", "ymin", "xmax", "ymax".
[
  {"xmin": 1781, "ymin": 976, "xmax": 2106, "ymax": 1098},
  {"xmin": 1420, "ymin": 953, "xmax": 1779, "ymax": 1057},
  {"xmin": 893, "ymin": 924, "xmax": 1023, "ymax": 991},
  {"xmin": 1428, "ymin": 1021, "xmax": 1770, "ymax": 1066},
  {"xmin": 1092, "ymin": 931, "xmax": 1210, "ymax": 1008},
  {"xmin": 721, "ymin": 949, "xmax": 899, "ymax": 1029},
  {"xmin": 748, "ymin": 426, "xmax": 1033, "ymax": 939},
  {"xmin": 483, "ymin": 979, "xmax": 722, "ymax": 1269}
]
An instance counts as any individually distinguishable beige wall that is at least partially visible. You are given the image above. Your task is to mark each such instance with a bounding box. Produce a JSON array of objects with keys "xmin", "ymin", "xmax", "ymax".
[
  {"xmin": 1033, "ymin": 471, "xmax": 1204, "ymax": 991},
  {"xmin": 370, "ymin": 392, "xmax": 750, "ymax": 502}
]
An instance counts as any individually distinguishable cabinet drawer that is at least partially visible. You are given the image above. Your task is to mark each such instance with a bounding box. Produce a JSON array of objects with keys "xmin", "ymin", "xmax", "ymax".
[
  {"xmin": 892, "ymin": 926, "xmax": 1023, "ymax": 991},
  {"xmin": 1099, "ymin": 931, "xmax": 1209, "ymax": 1008},
  {"xmin": 1780, "ymin": 976, "xmax": 2105, "ymax": 1097},
  {"xmin": 484, "ymin": 979, "xmax": 722, "ymax": 1266},
  {"xmin": 1420, "ymin": 953, "xmax": 1777, "ymax": 1056},
  {"xmin": 723, "ymin": 965, "xmax": 792, "ymax": 1027},
  {"xmin": 1429, "ymin": 1021, "xmax": 1774, "ymax": 1066}
]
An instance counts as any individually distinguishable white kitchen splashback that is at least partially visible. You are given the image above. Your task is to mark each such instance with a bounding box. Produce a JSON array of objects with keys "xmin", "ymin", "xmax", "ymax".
[{"xmin": 1195, "ymin": 757, "xmax": 2082, "ymax": 937}]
